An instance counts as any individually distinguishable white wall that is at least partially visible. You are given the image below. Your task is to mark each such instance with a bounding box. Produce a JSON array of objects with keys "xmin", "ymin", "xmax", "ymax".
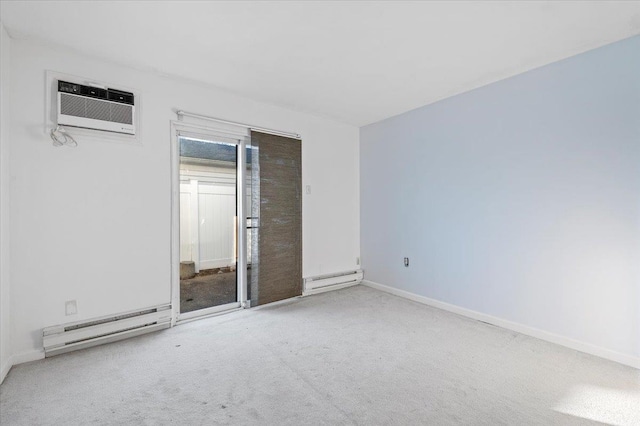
[
  {"xmin": 360, "ymin": 35, "xmax": 640, "ymax": 367},
  {"xmin": 8, "ymin": 39, "xmax": 360, "ymax": 361},
  {"xmin": 0, "ymin": 21, "xmax": 12, "ymax": 382}
]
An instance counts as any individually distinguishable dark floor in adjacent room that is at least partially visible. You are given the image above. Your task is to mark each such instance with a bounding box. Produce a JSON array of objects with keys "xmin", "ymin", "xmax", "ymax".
[{"xmin": 180, "ymin": 269, "xmax": 237, "ymax": 313}]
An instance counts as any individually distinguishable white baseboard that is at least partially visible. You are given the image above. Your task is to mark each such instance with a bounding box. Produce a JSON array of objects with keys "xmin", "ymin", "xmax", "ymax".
[
  {"xmin": 1, "ymin": 356, "xmax": 12, "ymax": 384},
  {"xmin": 362, "ymin": 280, "xmax": 640, "ymax": 370},
  {"xmin": 1, "ymin": 349, "xmax": 47, "ymax": 385},
  {"xmin": 12, "ymin": 349, "xmax": 44, "ymax": 366}
]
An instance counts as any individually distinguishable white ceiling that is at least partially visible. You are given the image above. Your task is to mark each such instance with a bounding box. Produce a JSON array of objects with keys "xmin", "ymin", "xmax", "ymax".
[{"xmin": 2, "ymin": 1, "xmax": 640, "ymax": 126}]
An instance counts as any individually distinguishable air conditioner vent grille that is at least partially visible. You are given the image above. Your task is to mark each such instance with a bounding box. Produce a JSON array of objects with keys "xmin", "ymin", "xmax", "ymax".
[
  {"xmin": 60, "ymin": 94, "xmax": 85, "ymax": 117},
  {"xmin": 60, "ymin": 93, "xmax": 133, "ymax": 125},
  {"xmin": 86, "ymin": 97, "xmax": 110, "ymax": 121},
  {"xmin": 110, "ymin": 102, "xmax": 133, "ymax": 124}
]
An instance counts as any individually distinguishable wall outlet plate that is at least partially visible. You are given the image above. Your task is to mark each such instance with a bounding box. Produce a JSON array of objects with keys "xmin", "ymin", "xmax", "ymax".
[{"xmin": 65, "ymin": 300, "xmax": 78, "ymax": 316}]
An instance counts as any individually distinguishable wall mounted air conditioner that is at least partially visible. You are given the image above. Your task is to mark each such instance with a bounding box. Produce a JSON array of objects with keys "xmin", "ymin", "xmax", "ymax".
[{"xmin": 57, "ymin": 80, "xmax": 136, "ymax": 135}]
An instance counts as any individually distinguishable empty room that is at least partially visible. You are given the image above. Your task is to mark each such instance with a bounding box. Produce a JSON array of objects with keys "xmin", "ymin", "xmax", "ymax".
[{"xmin": 0, "ymin": 1, "xmax": 639, "ymax": 425}]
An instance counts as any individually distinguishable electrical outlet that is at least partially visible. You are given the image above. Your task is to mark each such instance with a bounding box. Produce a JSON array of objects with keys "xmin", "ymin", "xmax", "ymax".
[
  {"xmin": 65, "ymin": 300, "xmax": 77, "ymax": 316},
  {"xmin": 356, "ymin": 257, "xmax": 360, "ymax": 265},
  {"xmin": 305, "ymin": 185, "xmax": 311, "ymax": 194},
  {"xmin": 404, "ymin": 257, "xmax": 409, "ymax": 267}
]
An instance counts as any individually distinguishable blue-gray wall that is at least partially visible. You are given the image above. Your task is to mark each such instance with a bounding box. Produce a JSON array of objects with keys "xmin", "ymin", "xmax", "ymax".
[{"xmin": 360, "ymin": 35, "xmax": 640, "ymax": 360}]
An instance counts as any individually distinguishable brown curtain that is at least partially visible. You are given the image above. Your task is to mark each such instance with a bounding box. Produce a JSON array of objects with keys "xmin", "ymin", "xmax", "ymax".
[{"xmin": 250, "ymin": 131, "xmax": 302, "ymax": 305}]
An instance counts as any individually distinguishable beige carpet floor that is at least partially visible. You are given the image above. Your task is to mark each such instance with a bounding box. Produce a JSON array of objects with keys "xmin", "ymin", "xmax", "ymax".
[{"xmin": 1, "ymin": 285, "xmax": 638, "ymax": 425}]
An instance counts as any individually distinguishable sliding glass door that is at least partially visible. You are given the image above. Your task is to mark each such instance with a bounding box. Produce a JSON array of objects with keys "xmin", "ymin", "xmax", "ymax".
[
  {"xmin": 172, "ymin": 123, "xmax": 302, "ymax": 320},
  {"xmin": 176, "ymin": 131, "xmax": 249, "ymax": 318}
]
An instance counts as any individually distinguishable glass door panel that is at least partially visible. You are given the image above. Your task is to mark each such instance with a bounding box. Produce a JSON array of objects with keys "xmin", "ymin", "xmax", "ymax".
[{"xmin": 178, "ymin": 136, "xmax": 238, "ymax": 314}]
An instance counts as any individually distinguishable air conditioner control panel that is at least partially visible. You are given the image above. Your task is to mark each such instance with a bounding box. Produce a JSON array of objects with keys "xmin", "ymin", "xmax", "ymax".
[{"xmin": 58, "ymin": 80, "xmax": 134, "ymax": 105}]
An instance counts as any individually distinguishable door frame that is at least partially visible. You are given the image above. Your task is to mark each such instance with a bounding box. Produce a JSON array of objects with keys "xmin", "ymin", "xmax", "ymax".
[{"xmin": 170, "ymin": 121, "xmax": 250, "ymax": 324}]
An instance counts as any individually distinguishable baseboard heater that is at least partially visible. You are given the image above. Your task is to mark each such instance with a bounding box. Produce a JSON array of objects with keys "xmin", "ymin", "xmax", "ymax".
[
  {"xmin": 303, "ymin": 270, "xmax": 364, "ymax": 296},
  {"xmin": 43, "ymin": 304, "xmax": 172, "ymax": 357}
]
